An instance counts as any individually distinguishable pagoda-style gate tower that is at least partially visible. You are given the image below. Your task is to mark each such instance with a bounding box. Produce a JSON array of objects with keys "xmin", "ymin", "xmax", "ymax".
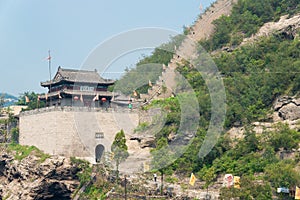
[
  {"xmin": 19, "ymin": 66, "xmax": 140, "ymax": 164},
  {"xmin": 40, "ymin": 67, "xmax": 114, "ymax": 107}
]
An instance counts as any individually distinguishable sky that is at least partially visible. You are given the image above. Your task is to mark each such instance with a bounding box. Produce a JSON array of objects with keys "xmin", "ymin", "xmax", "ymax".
[{"xmin": 0, "ymin": 0, "xmax": 215, "ymax": 97}]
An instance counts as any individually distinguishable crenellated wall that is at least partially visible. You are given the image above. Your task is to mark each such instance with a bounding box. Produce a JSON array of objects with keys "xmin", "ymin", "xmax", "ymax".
[{"xmin": 143, "ymin": 0, "xmax": 238, "ymax": 102}]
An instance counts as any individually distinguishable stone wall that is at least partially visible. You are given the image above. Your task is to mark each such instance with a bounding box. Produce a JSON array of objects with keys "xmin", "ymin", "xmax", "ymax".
[
  {"xmin": 19, "ymin": 107, "xmax": 139, "ymax": 163},
  {"xmin": 143, "ymin": 0, "xmax": 238, "ymax": 102}
]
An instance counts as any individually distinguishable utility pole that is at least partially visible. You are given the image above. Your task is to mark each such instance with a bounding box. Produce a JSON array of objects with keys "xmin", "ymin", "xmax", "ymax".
[
  {"xmin": 48, "ymin": 50, "xmax": 52, "ymax": 107},
  {"xmin": 124, "ymin": 175, "xmax": 127, "ymax": 200}
]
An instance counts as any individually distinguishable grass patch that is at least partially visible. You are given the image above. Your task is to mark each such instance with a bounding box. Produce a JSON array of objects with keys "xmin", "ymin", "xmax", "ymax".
[
  {"xmin": 70, "ymin": 157, "xmax": 92, "ymax": 186},
  {"xmin": 165, "ymin": 176, "xmax": 179, "ymax": 184},
  {"xmin": 7, "ymin": 143, "xmax": 50, "ymax": 162},
  {"xmin": 134, "ymin": 122, "xmax": 149, "ymax": 133}
]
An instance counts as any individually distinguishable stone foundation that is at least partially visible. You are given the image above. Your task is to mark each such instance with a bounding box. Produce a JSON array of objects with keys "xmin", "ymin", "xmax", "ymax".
[{"xmin": 19, "ymin": 107, "xmax": 139, "ymax": 163}]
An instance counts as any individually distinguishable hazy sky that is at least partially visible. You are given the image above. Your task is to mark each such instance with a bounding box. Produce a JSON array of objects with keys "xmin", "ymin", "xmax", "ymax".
[{"xmin": 0, "ymin": 0, "xmax": 215, "ymax": 96}]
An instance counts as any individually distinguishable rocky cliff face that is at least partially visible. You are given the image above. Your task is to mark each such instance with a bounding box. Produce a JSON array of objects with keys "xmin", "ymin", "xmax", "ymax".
[
  {"xmin": 0, "ymin": 148, "xmax": 80, "ymax": 200},
  {"xmin": 274, "ymin": 96, "xmax": 300, "ymax": 122},
  {"xmin": 227, "ymin": 96, "xmax": 300, "ymax": 139},
  {"xmin": 242, "ymin": 14, "xmax": 300, "ymax": 45}
]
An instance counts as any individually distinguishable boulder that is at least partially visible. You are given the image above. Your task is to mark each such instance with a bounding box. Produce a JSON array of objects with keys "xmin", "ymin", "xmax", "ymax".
[
  {"xmin": 274, "ymin": 96, "xmax": 300, "ymax": 121},
  {"xmin": 140, "ymin": 136, "xmax": 156, "ymax": 148},
  {"xmin": 278, "ymin": 103, "xmax": 300, "ymax": 121}
]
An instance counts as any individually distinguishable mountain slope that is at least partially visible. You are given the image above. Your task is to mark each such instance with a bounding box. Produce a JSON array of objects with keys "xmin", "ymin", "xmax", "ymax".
[
  {"xmin": 130, "ymin": 0, "xmax": 300, "ymax": 199},
  {"xmin": 63, "ymin": 0, "xmax": 300, "ymax": 199},
  {"xmin": 0, "ymin": 93, "xmax": 18, "ymax": 107}
]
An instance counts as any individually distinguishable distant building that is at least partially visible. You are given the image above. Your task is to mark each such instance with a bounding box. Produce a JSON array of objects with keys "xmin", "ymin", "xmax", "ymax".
[{"xmin": 40, "ymin": 67, "xmax": 114, "ymax": 107}]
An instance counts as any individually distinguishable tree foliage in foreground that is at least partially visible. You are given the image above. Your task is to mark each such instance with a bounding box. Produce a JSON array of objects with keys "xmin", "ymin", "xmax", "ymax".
[{"xmin": 111, "ymin": 129, "xmax": 129, "ymax": 175}]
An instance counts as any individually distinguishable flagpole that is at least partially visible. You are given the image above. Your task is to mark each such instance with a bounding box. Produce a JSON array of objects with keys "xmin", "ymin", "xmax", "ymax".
[{"xmin": 48, "ymin": 50, "xmax": 52, "ymax": 107}]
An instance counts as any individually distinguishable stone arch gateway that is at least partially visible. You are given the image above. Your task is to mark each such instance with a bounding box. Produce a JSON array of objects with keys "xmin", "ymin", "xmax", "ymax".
[{"xmin": 95, "ymin": 144, "xmax": 105, "ymax": 163}]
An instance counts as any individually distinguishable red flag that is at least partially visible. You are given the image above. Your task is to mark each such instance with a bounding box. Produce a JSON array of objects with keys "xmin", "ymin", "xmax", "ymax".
[
  {"xmin": 44, "ymin": 50, "xmax": 51, "ymax": 61},
  {"xmin": 199, "ymin": 3, "xmax": 203, "ymax": 12},
  {"xmin": 44, "ymin": 55, "xmax": 51, "ymax": 61}
]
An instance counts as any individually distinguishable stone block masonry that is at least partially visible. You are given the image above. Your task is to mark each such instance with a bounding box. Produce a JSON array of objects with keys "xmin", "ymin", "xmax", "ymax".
[{"xmin": 19, "ymin": 107, "xmax": 139, "ymax": 163}]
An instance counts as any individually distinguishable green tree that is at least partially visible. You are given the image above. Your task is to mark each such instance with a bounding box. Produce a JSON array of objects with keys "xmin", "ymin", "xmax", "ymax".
[
  {"xmin": 0, "ymin": 94, "xmax": 5, "ymax": 116},
  {"xmin": 11, "ymin": 127, "xmax": 19, "ymax": 143},
  {"xmin": 111, "ymin": 129, "xmax": 129, "ymax": 178},
  {"xmin": 264, "ymin": 161, "xmax": 300, "ymax": 189},
  {"xmin": 7, "ymin": 107, "xmax": 17, "ymax": 143},
  {"xmin": 0, "ymin": 94, "xmax": 4, "ymax": 108},
  {"xmin": 0, "ymin": 107, "xmax": 18, "ymax": 143},
  {"xmin": 200, "ymin": 166, "xmax": 217, "ymax": 194},
  {"xmin": 267, "ymin": 123, "xmax": 300, "ymax": 151},
  {"xmin": 220, "ymin": 176, "xmax": 272, "ymax": 199},
  {"xmin": 151, "ymin": 137, "xmax": 173, "ymax": 195},
  {"xmin": 17, "ymin": 91, "xmax": 45, "ymax": 111}
]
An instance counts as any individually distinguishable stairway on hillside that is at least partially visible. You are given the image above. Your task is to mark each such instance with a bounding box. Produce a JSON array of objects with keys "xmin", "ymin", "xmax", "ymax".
[
  {"xmin": 191, "ymin": 0, "xmax": 238, "ymax": 41},
  {"xmin": 131, "ymin": 0, "xmax": 238, "ymax": 171},
  {"xmin": 143, "ymin": 0, "xmax": 237, "ymax": 103}
]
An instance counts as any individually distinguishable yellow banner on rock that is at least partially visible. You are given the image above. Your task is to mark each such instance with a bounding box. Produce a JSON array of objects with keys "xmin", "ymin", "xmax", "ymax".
[
  {"xmin": 143, "ymin": 162, "xmax": 150, "ymax": 172},
  {"xmin": 234, "ymin": 176, "xmax": 240, "ymax": 189},
  {"xmin": 189, "ymin": 173, "xmax": 196, "ymax": 186},
  {"xmin": 295, "ymin": 186, "xmax": 300, "ymax": 199}
]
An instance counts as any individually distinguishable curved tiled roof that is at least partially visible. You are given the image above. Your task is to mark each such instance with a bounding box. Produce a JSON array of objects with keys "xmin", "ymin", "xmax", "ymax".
[
  {"xmin": 39, "ymin": 89, "xmax": 113, "ymax": 99},
  {"xmin": 41, "ymin": 67, "xmax": 114, "ymax": 87}
]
